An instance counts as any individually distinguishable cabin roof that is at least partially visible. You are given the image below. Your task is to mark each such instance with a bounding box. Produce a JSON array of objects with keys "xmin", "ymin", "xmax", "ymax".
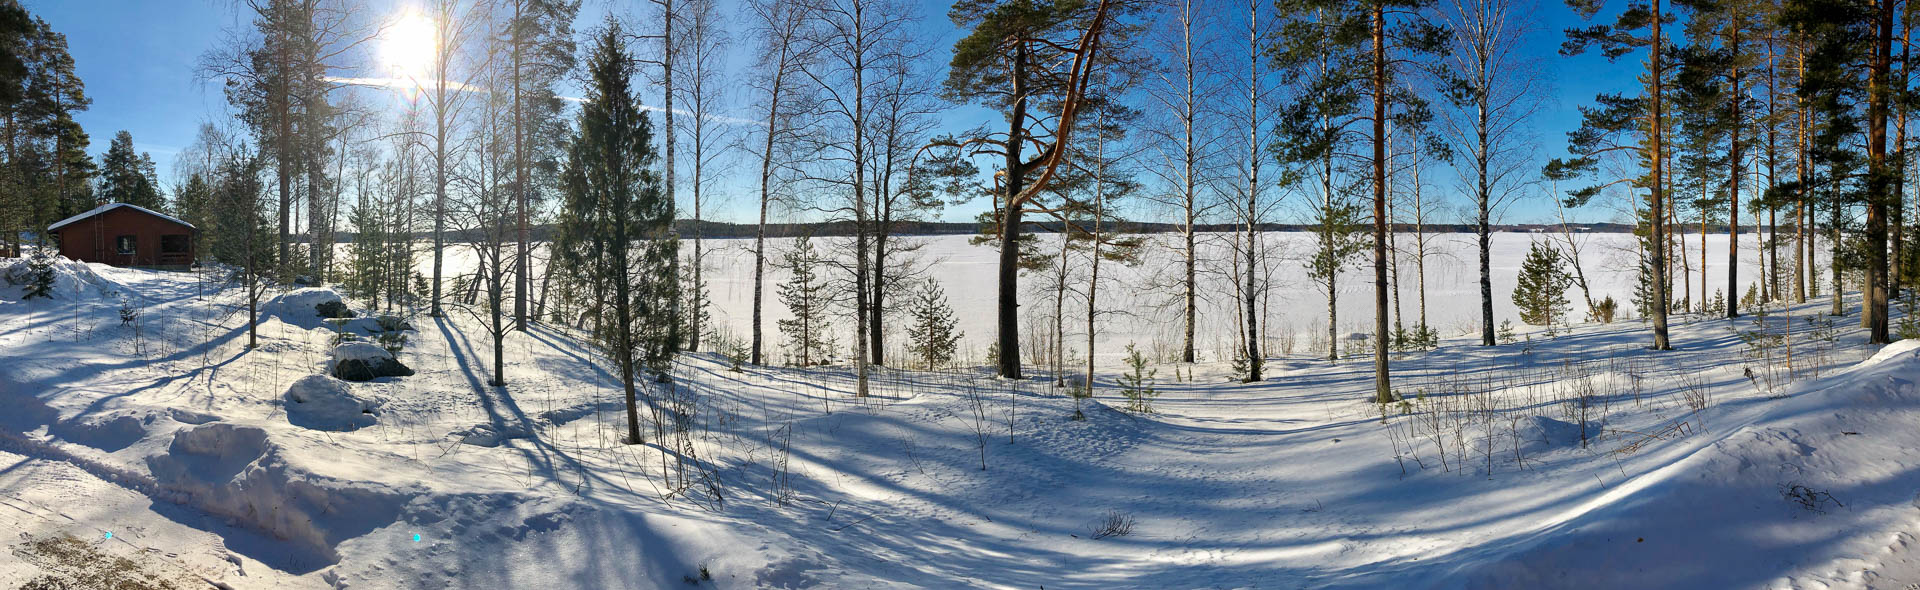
[{"xmin": 47, "ymin": 202, "xmax": 196, "ymax": 232}]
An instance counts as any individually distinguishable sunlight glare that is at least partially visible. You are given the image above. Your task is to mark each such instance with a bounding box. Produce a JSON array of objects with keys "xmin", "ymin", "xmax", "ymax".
[{"xmin": 381, "ymin": 8, "xmax": 435, "ymax": 100}]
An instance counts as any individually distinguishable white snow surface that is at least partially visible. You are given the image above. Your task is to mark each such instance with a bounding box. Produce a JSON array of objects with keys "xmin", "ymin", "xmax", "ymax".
[
  {"xmin": 265, "ymin": 287, "xmax": 349, "ymax": 329},
  {"xmin": 0, "ymin": 254, "xmax": 123, "ymax": 300},
  {"xmin": 330, "ymin": 341, "xmax": 395, "ymax": 365},
  {"xmin": 1, "ymin": 238, "xmax": 1917, "ymax": 588},
  {"xmin": 283, "ymin": 375, "xmax": 379, "ymax": 432},
  {"xmin": 418, "ymin": 232, "xmax": 1785, "ymax": 364}
]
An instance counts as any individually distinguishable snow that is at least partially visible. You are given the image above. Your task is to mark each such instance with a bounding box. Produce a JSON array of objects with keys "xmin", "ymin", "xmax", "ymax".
[
  {"xmin": 0, "ymin": 254, "xmax": 122, "ymax": 300},
  {"xmin": 282, "ymin": 375, "xmax": 379, "ymax": 432},
  {"xmin": 413, "ymin": 232, "xmax": 1779, "ymax": 363},
  {"xmin": 2, "ymin": 235, "xmax": 1916, "ymax": 589},
  {"xmin": 265, "ymin": 287, "xmax": 353, "ymax": 329}
]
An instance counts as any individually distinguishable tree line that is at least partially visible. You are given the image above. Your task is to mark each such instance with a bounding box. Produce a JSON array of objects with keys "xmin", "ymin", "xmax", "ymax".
[{"xmin": 4, "ymin": 0, "xmax": 1915, "ymax": 415}]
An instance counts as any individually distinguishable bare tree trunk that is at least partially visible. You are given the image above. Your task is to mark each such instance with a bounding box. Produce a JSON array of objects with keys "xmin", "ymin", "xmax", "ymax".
[
  {"xmin": 1867, "ymin": 0, "xmax": 1893, "ymax": 342},
  {"xmin": 1767, "ymin": 35, "xmax": 1780, "ymax": 302},
  {"xmin": 1370, "ymin": 5, "xmax": 1393, "ymax": 401},
  {"xmin": 1179, "ymin": 0, "xmax": 1199, "ymax": 365},
  {"xmin": 1727, "ymin": 12, "xmax": 1741, "ymax": 318},
  {"xmin": 1648, "ymin": 0, "xmax": 1671, "ymax": 348},
  {"xmin": 995, "ymin": 42, "xmax": 1031, "ymax": 380},
  {"xmin": 1242, "ymin": 0, "xmax": 1263, "ymax": 382},
  {"xmin": 513, "ymin": 0, "xmax": 529, "ymax": 331}
]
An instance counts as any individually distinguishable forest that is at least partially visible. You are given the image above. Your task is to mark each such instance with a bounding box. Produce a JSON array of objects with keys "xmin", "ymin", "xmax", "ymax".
[{"xmin": 2, "ymin": 0, "xmax": 1920, "ymax": 587}]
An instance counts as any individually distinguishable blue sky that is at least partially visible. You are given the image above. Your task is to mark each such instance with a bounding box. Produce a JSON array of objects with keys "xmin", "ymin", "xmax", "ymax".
[{"xmin": 31, "ymin": 0, "xmax": 1642, "ymax": 226}]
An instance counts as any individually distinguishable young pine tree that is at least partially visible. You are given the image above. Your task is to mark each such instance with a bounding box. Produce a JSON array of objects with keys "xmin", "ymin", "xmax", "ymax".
[
  {"xmin": 904, "ymin": 277, "xmax": 961, "ymax": 370},
  {"xmin": 776, "ymin": 234, "xmax": 832, "ymax": 366},
  {"xmin": 1513, "ymin": 240, "xmax": 1573, "ymax": 326}
]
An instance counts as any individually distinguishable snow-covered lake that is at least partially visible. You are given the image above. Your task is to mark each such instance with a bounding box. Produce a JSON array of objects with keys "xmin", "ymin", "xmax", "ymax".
[{"xmin": 423, "ymin": 230, "xmax": 1797, "ymax": 363}]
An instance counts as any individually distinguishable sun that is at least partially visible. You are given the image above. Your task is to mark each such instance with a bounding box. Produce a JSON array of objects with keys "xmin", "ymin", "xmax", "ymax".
[{"xmin": 381, "ymin": 8, "xmax": 436, "ymax": 95}]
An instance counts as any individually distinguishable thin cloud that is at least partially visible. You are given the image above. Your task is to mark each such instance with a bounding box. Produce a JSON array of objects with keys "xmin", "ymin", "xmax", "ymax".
[
  {"xmin": 328, "ymin": 76, "xmax": 764, "ymax": 127},
  {"xmin": 557, "ymin": 95, "xmax": 767, "ymax": 127},
  {"xmin": 325, "ymin": 76, "xmax": 488, "ymax": 94}
]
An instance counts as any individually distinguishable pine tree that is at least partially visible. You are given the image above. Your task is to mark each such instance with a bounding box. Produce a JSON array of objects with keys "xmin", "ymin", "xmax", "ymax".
[
  {"xmin": 904, "ymin": 277, "xmax": 961, "ymax": 370},
  {"xmin": 941, "ymin": 0, "xmax": 1139, "ymax": 379},
  {"xmin": 502, "ymin": 0, "xmax": 579, "ymax": 330},
  {"xmin": 776, "ymin": 234, "xmax": 833, "ymax": 366},
  {"xmin": 1513, "ymin": 240, "xmax": 1573, "ymax": 326},
  {"xmin": 1555, "ymin": 0, "xmax": 1693, "ymax": 350}
]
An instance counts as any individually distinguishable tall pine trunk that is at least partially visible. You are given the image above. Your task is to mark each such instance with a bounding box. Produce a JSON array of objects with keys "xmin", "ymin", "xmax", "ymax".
[
  {"xmin": 1647, "ymin": 0, "xmax": 1671, "ymax": 349},
  {"xmin": 1370, "ymin": 5, "xmax": 1392, "ymax": 402},
  {"xmin": 1727, "ymin": 13, "xmax": 1741, "ymax": 318}
]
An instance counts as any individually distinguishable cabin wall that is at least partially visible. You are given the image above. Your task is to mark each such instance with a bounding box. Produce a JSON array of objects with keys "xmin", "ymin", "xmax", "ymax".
[{"xmin": 53, "ymin": 208, "xmax": 194, "ymax": 268}]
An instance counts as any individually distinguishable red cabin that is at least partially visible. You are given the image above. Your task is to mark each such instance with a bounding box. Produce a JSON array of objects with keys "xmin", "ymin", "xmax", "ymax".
[{"xmin": 47, "ymin": 203, "xmax": 196, "ymax": 269}]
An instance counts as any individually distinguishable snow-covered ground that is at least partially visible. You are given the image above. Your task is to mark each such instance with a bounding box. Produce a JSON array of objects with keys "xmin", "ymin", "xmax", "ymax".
[{"xmin": 5, "ymin": 233, "xmax": 1917, "ymax": 589}]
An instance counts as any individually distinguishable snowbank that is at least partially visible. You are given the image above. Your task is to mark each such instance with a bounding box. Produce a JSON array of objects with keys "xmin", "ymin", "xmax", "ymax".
[
  {"xmin": 330, "ymin": 342, "xmax": 413, "ymax": 381},
  {"xmin": 449, "ymin": 422, "xmax": 530, "ymax": 447},
  {"xmin": 145, "ymin": 423, "xmax": 413, "ymax": 566},
  {"xmin": 1451, "ymin": 339, "xmax": 1920, "ymax": 589},
  {"xmin": 264, "ymin": 287, "xmax": 354, "ymax": 329},
  {"xmin": 0, "ymin": 255, "xmax": 120, "ymax": 300},
  {"xmin": 48, "ymin": 412, "xmax": 149, "ymax": 453},
  {"xmin": 283, "ymin": 375, "xmax": 379, "ymax": 432}
]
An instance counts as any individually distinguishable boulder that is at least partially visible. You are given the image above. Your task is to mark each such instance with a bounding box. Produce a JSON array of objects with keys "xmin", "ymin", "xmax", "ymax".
[
  {"xmin": 283, "ymin": 375, "xmax": 379, "ymax": 431},
  {"xmin": 330, "ymin": 342, "xmax": 414, "ymax": 382},
  {"xmin": 267, "ymin": 288, "xmax": 355, "ymax": 329}
]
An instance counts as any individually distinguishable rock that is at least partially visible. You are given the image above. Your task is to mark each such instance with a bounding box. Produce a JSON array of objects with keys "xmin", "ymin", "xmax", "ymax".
[
  {"xmin": 374, "ymin": 314, "xmax": 413, "ymax": 332},
  {"xmin": 315, "ymin": 299, "xmax": 354, "ymax": 319},
  {"xmin": 330, "ymin": 342, "xmax": 413, "ymax": 381},
  {"xmin": 283, "ymin": 375, "xmax": 379, "ymax": 431},
  {"xmin": 266, "ymin": 288, "xmax": 355, "ymax": 329}
]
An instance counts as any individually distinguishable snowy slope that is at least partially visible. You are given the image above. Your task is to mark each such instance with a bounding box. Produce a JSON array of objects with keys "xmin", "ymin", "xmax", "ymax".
[{"xmin": 2, "ymin": 239, "xmax": 1913, "ymax": 589}]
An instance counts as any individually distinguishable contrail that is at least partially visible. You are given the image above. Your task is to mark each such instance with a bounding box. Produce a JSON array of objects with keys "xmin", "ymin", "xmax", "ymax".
[{"xmin": 324, "ymin": 76, "xmax": 765, "ymax": 127}]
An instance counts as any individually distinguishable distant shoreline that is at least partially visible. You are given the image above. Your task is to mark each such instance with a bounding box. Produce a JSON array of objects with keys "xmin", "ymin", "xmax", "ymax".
[{"xmin": 324, "ymin": 220, "xmax": 1793, "ymax": 243}]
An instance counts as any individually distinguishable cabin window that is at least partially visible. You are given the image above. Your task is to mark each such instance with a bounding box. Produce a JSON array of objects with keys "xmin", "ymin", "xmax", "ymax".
[
  {"xmin": 161, "ymin": 234, "xmax": 189, "ymax": 254},
  {"xmin": 115, "ymin": 235, "xmax": 136, "ymax": 255}
]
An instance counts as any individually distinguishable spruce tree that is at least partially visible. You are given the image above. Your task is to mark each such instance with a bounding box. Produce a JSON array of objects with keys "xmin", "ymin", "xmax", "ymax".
[
  {"xmin": 344, "ymin": 193, "xmax": 386, "ymax": 305},
  {"xmin": 1513, "ymin": 240, "xmax": 1573, "ymax": 326},
  {"xmin": 904, "ymin": 277, "xmax": 961, "ymax": 370},
  {"xmin": 98, "ymin": 130, "xmax": 163, "ymax": 210},
  {"xmin": 776, "ymin": 234, "xmax": 832, "ymax": 367},
  {"xmin": 21, "ymin": 247, "xmax": 52, "ymax": 300},
  {"xmin": 553, "ymin": 22, "xmax": 681, "ymax": 445},
  {"xmin": 172, "ymin": 173, "xmax": 214, "ymax": 254}
]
